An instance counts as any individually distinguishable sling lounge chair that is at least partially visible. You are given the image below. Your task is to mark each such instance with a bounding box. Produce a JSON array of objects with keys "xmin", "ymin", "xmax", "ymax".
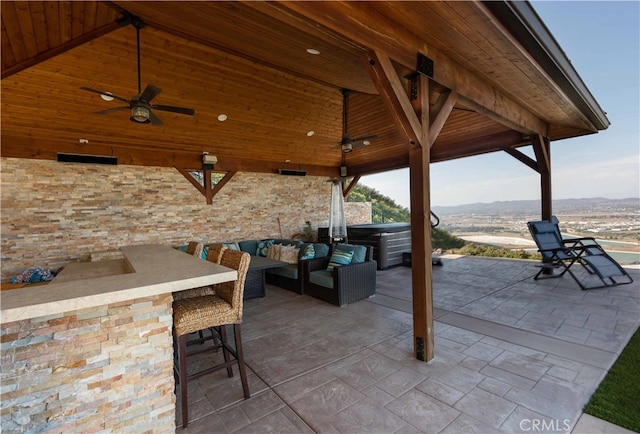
[{"xmin": 527, "ymin": 216, "xmax": 633, "ymax": 290}]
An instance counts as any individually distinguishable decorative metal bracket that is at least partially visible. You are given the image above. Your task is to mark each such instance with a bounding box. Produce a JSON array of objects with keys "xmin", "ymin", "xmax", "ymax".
[
  {"xmin": 407, "ymin": 73, "xmax": 419, "ymax": 101},
  {"xmin": 416, "ymin": 336, "xmax": 425, "ymax": 361},
  {"xmin": 405, "ymin": 54, "xmax": 434, "ymax": 101},
  {"xmin": 416, "ymin": 53, "xmax": 434, "ymax": 78}
]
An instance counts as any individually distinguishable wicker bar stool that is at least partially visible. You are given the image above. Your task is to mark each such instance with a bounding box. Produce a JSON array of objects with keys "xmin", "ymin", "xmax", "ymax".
[
  {"xmin": 206, "ymin": 244, "xmax": 226, "ymax": 264},
  {"xmin": 172, "ymin": 249, "xmax": 251, "ymax": 428},
  {"xmin": 185, "ymin": 241, "xmax": 204, "ymax": 258},
  {"xmin": 174, "ymin": 244, "xmax": 227, "ymax": 301}
]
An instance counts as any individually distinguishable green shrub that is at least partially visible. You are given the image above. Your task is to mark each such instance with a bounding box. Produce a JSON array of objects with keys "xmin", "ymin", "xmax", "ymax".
[{"xmin": 432, "ymin": 227, "xmax": 465, "ymax": 250}]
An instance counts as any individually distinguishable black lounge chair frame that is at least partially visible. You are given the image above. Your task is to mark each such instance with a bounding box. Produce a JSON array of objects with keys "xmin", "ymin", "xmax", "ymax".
[{"xmin": 527, "ymin": 216, "xmax": 633, "ymax": 290}]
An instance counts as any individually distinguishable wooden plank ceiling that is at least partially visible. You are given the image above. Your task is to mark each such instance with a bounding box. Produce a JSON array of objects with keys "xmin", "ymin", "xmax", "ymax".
[{"xmin": 1, "ymin": 1, "xmax": 605, "ymax": 178}]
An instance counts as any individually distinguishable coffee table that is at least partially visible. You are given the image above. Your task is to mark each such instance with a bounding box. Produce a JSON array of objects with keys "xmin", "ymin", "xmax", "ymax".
[{"xmin": 244, "ymin": 256, "xmax": 288, "ymax": 299}]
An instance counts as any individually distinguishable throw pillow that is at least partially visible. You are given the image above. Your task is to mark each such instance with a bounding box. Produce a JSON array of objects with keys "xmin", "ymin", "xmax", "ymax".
[
  {"xmin": 326, "ymin": 249, "xmax": 354, "ymax": 272},
  {"xmin": 313, "ymin": 243, "xmax": 330, "ymax": 258},
  {"xmin": 266, "ymin": 244, "xmax": 282, "ymax": 260},
  {"xmin": 300, "ymin": 244, "xmax": 315, "ymax": 260},
  {"xmin": 221, "ymin": 242, "xmax": 241, "ymax": 251},
  {"xmin": 256, "ymin": 239, "xmax": 275, "ymax": 257},
  {"xmin": 336, "ymin": 243, "xmax": 367, "ymax": 263},
  {"xmin": 280, "ymin": 245, "xmax": 300, "ymax": 264}
]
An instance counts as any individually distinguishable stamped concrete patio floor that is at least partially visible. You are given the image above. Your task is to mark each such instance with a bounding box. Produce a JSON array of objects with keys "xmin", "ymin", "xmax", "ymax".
[{"xmin": 178, "ymin": 256, "xmax": 639, "ymax": 433}]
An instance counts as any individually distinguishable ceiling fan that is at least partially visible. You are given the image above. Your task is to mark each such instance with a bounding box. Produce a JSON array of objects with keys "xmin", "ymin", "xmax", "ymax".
[
  {"xmin": 80, "ymin": 14, "xmax": 195, "ymax": 126},
  {"xmin": 337, "ymin": 89, "xmax": 378, "ymax": 153}
]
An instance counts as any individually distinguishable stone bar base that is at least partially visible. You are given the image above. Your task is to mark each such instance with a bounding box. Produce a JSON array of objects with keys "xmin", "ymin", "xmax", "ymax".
[{"xmin": 0, "ymin": 294, "xmax": 175, "ymax": 433}]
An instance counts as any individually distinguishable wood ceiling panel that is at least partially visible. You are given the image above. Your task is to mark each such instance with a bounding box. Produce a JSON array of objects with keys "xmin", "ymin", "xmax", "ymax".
[
  {"xmin": 1, "ymin": 25, "xmax": 348, "ymax": 170},
  {"xmin": 1, "ymin": 1, "xmax": 605, "ymax": 177},
  {"xmin": 344, "ymin": 92, "xmax": 408, "ymax": 168},
  {"xmin": 1, "ymin": 1, "xmax": 120, "ymax": 72},
  {"xmin": 113, "ymin": 1, "xmax": 376, "ymax": 94}
]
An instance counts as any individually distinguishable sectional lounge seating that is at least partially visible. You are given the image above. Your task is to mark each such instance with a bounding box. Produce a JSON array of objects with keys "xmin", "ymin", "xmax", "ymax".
[
  {"xmin": 228, "ymin": 239, "xmax": 330, "ymax": 295},
  {"xmin": 177, "ymin": 239, "xmax": 377, "ymax": 305}
]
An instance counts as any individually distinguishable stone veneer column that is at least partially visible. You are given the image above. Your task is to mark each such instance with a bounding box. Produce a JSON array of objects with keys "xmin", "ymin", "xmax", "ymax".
[{"xmin": 0, "ymin": 294, "xmax": 175, "ymax": 433}]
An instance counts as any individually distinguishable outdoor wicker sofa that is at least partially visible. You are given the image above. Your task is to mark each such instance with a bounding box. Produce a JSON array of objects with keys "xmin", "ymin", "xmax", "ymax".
[{"xmin": 304, "ymin": 243, "xmax": 377, "ymax": 306}]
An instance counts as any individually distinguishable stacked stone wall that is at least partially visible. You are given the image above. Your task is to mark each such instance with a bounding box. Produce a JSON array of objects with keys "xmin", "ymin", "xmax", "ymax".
[
  {"xmin": 0, "ymin": 294, "xmax": 175, "ymax": 433},
  {"xmin": 1, "ymin": 158, "xmax": 371, "ymax": 281}
]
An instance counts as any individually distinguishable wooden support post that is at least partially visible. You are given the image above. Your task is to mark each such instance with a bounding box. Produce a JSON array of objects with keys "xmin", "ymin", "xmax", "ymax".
[
  {"xmin": 203, "ymin": 169, "xmax": 213, "ymax": 205},
  {"xmin": 409, "ymin": 74, "xmax": 434, "ymax": 362},
  {"xmin": 531, "ymin": 135, "xmax": 552, "ymax": 220},
  {"xmin": 540, "ymin": 137, "xmax": 552, "ymax": 221},
  {"xmin": 364, "ymin": 49, "xmax": 434, "ymax": 362}
]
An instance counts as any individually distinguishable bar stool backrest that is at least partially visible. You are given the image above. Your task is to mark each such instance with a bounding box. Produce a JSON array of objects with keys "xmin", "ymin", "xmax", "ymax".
[
  {"xmin": 206, "ymin": 244, "xmax": 227, "ymax": 264},
  {"xmin": 216, "ymin": 249, "xmax": 250, "ymax": 322}
]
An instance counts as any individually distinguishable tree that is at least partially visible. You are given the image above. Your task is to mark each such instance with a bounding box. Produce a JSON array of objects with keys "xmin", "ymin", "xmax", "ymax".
[{"xmin": 347, "ymin": 184, "xmax": 410, "ymax": 223}]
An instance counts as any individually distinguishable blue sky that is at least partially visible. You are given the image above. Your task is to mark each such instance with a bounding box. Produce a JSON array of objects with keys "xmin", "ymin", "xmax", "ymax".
[{"xmin": 361, "ymin": 1, "xmax": 640, "ymax": 209}]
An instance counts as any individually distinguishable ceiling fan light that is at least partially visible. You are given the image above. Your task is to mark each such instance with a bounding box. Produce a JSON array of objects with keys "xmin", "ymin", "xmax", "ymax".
[
  {"xmin": 130, "ymin": 106, "xmax": 150, "ymax": 123},
  {"xmin": 341, "ymin": 143, "xmax": 353, "ymax": 153},
  {"xmin": 100, "ymin": 92, "xmax": 114, "ymax": 101}
]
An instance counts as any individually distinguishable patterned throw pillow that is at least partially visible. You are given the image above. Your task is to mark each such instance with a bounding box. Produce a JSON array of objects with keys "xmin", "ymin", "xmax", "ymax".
[
  {"xmin": 326, "ymin": 250, "xmax": 354, "ymax": 272},
  {"xmin": 300, "ymin": 244, "xmax": 315, "ymax": 260},
  {"xmin": 335, "ymin": 243, "xmax": 367, "ymax": 263},
  {"xmin": 256, "ymin": 239, "xmax": 275, "ymax": 257}
]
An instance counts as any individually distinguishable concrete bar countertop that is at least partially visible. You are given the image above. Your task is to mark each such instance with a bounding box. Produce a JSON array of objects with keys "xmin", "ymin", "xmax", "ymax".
[{"xmin": 0, "ymin": 244, "xmax": 237, "ymax": 323}]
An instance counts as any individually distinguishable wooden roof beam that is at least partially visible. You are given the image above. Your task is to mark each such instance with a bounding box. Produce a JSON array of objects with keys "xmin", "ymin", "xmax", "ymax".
[
  {"xmin": 363, "ymin": 50, "xmax": 421, "ymax": 147},
  {"xmin": 504, "ymin": 148, "xmax": 538, "ymax": 172},
  {"xmin": 429, "ymin": 90, "xmax": 458, "ymax": 148},
  {"xmin": 342, "ymin": 175, "xmax": 361, "ymax": 199},
  {"xmin": 431, "ymin": 130, "xmax": 525, "ymax": 162},
  {"xmin": 278, "ymin": 1, "xmax": 548, "ymax": 136},
  {"xmin": 0, "ymin": 134, "xmax": 339, "ymax": 177}
]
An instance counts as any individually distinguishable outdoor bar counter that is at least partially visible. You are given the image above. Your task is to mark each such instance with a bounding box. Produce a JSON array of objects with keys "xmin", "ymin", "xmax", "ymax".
[{"xmin": 0, "ymin": 245, "xmax": 237, "ymax": 433}]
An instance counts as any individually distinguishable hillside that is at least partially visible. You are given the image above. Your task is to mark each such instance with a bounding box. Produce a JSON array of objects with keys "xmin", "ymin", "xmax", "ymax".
[
  {"xmin": 432, "ymin": 197, "xmax": 639, "ymax": 216},
  {"xmin": 347, "ymin": 184, "xmax": 410, "ymax": 223}
]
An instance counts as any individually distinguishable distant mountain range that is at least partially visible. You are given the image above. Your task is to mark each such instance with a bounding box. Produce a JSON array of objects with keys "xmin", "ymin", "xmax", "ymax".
[{"xmin": 432, "ymin": 197, "xmax": 640, "ymax": 216}]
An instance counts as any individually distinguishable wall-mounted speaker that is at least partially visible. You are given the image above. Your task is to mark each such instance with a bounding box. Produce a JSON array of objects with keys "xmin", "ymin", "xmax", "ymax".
[
  {"xmin": 57, "ymin": 153, "xmax": 118, "ymax": 165},
  {"xmin": 278, "ymin": 169, "xmax": 306, "ymax": 176}
]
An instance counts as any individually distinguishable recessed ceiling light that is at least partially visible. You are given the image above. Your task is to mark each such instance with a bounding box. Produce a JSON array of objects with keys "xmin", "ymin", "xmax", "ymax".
[
  {"xmin": 100, "ymin": 92, "xmax": 114, "ymax": 102},
  {"xmin": 217, "ymin": 114, "xmax": 228, "ymax": 122},
  {"xmin": 306, "ymin": 48, "xmax": 320, "ymax": 55},
  {"xmin": 306, "ymin": 130, "xmax": 315, "ymax": 136}
]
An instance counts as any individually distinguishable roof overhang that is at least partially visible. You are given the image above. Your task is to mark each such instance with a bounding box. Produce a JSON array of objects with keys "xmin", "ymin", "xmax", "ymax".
[{"xmin": 1, "ymin": 1, "xmax": 609, "ymax": 178}]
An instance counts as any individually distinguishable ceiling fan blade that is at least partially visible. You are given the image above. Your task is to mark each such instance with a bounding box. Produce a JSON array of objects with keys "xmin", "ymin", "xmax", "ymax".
[
  {"xmin": 139, "ymin": 84, "xmax": 162, "ymax": 102},
  {"xmin": 148, "ymin": 110, "xmax": 163, "ymax": 126},
  {"xmin": 94, "ymin": 106, "xmax": 130, "ymax": 115},
  {"xmin": 152, "ymin": 105, "xmax": 195, "ymax": 116},
  {"xmin": 352, "ymin": 134, "xmax": 379, "ymax": 143},
  {"xmin": 80, "ymin": 87, "xmax": 130, "ymax": 103}
]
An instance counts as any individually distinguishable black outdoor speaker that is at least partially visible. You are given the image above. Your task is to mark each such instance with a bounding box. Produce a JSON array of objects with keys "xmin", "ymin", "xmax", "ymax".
[
  {"xmin": 57, "ymin": 153, "xmax": 118, "ymax": 165},
  {"xmin": 278, "ymin": 169, "xmax": 306, "ymax": 176}
]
